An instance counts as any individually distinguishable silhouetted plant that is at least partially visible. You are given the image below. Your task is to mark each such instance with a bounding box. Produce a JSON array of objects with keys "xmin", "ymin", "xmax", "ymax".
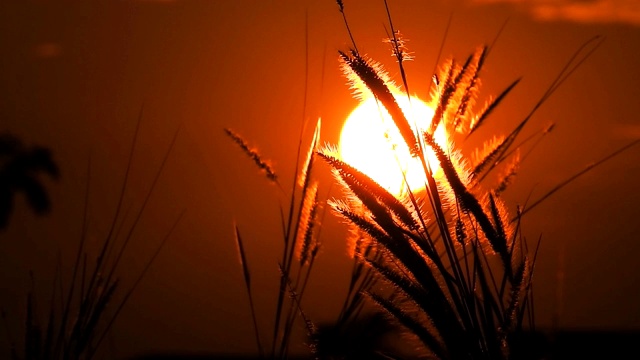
[
  {"xmin": 312, "ymin": 2, "xmax": 640, "ymax": 360},
  {"xmin": 225, "ymin": 118, "xmax": 323, "ymax": 359},
  {"xmin": 4, "ymin": 112, "xmax": 185, "ymax": 360},
  {"xmin": 0, "ymin": 133, "xmax": 59, "ymax": 230},
  {"xmin": 312, "ymin": 312, "xmax": 409, "ymax": 360},
  {"xmin": 227, "ymin": 2, "xmax": 639, "ymax": 359}
]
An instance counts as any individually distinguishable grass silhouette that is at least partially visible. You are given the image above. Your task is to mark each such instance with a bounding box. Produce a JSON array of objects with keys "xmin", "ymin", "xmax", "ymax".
[
  {"xmin": 1, "ymin": 110, "xmax": 185, "ymax": 360},
  {"xmin": 225, "ymin": 1, "xmax": 639, "ymax": 359}
]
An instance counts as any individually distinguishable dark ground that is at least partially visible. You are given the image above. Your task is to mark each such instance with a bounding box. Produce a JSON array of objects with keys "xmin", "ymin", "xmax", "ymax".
[{"xmin": 128, "ymin": 330, "xmax": 640, "ymax": 359}]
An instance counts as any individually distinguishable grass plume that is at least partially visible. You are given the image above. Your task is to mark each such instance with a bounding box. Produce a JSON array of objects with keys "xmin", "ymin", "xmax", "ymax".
[
  {"xmin": 224, "ymin": 3, "xmax": 636, "ymax": 359},
  {"xmin": 224, "ymin": 128, "xmax": 279, "ymax": 185}
]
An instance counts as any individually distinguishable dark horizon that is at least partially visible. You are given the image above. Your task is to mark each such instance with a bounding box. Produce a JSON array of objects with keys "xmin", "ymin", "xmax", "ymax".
[{"xmin": 127, "ymin": 329, "xmax": 640, "ymax": 359}]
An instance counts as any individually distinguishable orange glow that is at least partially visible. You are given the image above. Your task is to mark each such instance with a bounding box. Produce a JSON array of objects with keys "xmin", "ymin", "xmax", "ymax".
[{"xmin": 339, "ymin": 93, "xmax": 447, "ymax": 196}]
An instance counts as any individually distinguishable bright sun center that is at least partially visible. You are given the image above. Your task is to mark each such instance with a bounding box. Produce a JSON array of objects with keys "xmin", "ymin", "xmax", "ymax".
[{"xmin": 339, "ymin": 93, "xmax": 447, "ymax": 197}]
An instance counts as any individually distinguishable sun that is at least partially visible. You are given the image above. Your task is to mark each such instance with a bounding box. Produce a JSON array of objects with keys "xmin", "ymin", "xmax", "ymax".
[{"xmin": 339, "ymin": 93, "xmax": 447, "ymax": 197}]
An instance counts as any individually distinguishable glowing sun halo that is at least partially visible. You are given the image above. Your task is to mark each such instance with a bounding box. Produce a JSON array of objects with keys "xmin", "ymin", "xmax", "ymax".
[{"xmin": 339, "ymin": 94, "xmax": 447, "ymax": 197}]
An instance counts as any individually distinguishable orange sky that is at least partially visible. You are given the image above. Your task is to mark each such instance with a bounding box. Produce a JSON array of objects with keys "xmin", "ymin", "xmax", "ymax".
[{"xmin": 1, "ymin": 0, "xmax": 640, "ymax": 358}]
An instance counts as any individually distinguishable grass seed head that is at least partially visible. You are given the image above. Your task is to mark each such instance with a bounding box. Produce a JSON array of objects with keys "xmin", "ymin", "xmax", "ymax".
[{"xmin": 224, "ymin": 128, "xmax": 278, "ymax": 183}]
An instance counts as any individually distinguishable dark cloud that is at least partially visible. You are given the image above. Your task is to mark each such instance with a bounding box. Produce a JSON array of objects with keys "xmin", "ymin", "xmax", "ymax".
[
  {"xmin": 471, "ymin": 0, "xmax": 640, "ymax": 26},
  {"xmin": 33, "ymin": 42, "xmax": 62, "ymax": 58}
]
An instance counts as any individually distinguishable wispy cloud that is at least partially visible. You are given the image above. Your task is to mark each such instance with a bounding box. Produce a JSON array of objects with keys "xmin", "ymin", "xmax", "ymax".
[
  {"xmin": 134, "ymin": 0, "xmax": 177, "ymax": 3},
  {"xmin": 33, "ymin": 43, "xmax": 62, "ymax": 58},
  {"xmin": 472, "ymin": 0, "xmax": 640, "ymax": 26}
]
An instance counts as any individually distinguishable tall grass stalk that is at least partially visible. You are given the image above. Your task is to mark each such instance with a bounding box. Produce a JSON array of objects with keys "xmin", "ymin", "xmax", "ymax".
[
  {"xmin": 312, "ymin": 1, "xmax": 639, "ymax": 359},
  {"xmin": 225, "ymin": 116, "xmax": 323, "ymax": 359},
  {"xmin": 227, "ymin": 2, "xmax": 639, "ymax": 359},
  {"xmin": 225, "ymin": 113, "xmax": 321, "ymax": 359},
  {"xmin": 6, "ymin": 110, "xmax": 185, "ymax": 360},
  {"xmin": 224, "ymin": 10, "xmax": 353, "ymax": 358}
]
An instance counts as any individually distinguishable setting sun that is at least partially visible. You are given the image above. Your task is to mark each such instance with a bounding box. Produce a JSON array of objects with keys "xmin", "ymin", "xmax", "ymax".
[{"xmin": 339, "ymin": 93, "xmax": 447, "ymax": 196}]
